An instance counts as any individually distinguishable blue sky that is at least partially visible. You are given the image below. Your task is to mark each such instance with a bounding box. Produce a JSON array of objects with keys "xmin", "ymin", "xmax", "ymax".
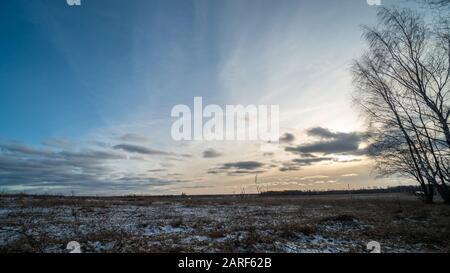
[{"xmin": 0, "ymin": 0, "xmax": 413, "ymax": 195}]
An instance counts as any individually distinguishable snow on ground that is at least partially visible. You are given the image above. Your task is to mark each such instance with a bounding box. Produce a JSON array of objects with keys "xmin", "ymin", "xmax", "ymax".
[{"xmin": 0, "ymin": 194, "xmax": 448, "ymax": 253}]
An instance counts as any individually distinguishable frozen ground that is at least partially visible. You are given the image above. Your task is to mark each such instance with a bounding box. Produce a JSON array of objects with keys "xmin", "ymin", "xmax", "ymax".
[{"xmin": 0, "ymin": 193, "xmax": 449, "ymax": 253}]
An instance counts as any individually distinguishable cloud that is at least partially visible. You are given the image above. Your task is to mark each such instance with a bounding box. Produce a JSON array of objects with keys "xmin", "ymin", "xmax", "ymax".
[
  {"xmin": 208, "ymin": 161, "xmax": 266, "ymax": 175},
  {"xmin": 0, "ymin": 141, "xmax": 181, "ymax": 195},
  {"xmin": 41, "ymin": 138, "xmax": 72, "ymax": 149},
  {"xmin": 285, "ymin": 127, "xmax": 368, "ymax": 155},
  {"xmin": 0, "ymin": 142, "xmax": 52, "ymax": 156},
  {"xmin": 279, "ymin": 155, "xmax": 333, "ymax": 172},
  {"xmin": 118, "ymin": 133, "xmax": 149, "ymax": 143},
  {"xmin": 59, "ymin": 150, "xmax": 125, "ymax": 160},
  {"xmin": 279, "ymin": 132, "xmax": 295, "ymax": 143},
  {"xmin": 113, "ymin": 144, "xmax": 170, "ymax": 156},
  {"xmin": 314, "ymin": 180, "xmax": 337, "ymax": 184},
  {"xmin": 300, "ymin": 175, "xmax": 329, "ymax": 180},
  {"xmin": 279, "ymin": 165, "xmax": 301, "ymax": 172},
  {"xmin": 147, "ymin": 168, "xmax": 168, "ymax": 173},
  {"xmin": 307, "ymin": 127, "xmax": 336, "ymax": 139},
  {"xmin": 202, "ymin": 148, "xmax": 223, "ymax": 158},
  {"xmin": 341, "ymin": 173, "xmax": 358, "ymax": 177},
  {"xmin": 0, "ymin": 152, "xmax": 110, "ymax": 187},
  {"xmin": 286, "ymin": 138, "xmax": 360, "ymax": 154},
  {"xmin": 292, "ymin": 157, "xmax": 333, "ymax": 166},
  {"xmin": 222, "ymin": 161, "xmax": 264, "ymax": 170},
  {"xmin": 113, "ymin": 144, "xmax": 192, "ymax": 158}
]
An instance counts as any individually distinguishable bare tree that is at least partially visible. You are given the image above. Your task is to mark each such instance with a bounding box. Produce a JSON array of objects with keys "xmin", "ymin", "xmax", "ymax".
[{"xmin": 353, "ymin": 7, "xmax": 450, "ymax": 203}]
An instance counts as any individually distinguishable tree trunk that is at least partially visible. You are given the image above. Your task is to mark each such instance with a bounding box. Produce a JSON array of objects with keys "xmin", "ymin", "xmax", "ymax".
[{"xmin": 425, "ymin": 184, "xmax": 434, "ymax": 203}]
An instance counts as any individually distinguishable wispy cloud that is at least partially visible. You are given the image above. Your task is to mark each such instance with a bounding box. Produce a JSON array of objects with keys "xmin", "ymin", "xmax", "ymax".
[
  {"xmin": 202, "ymin": 148, "xmax": 223, "ymax": 158},
  {"xmin": 118, "ymin": 133, "xmax": 149, "ymax": 143},
  {"xmin": 0, "ymin": 141, "xmax": 183, "ymax": 195},
  {"xmin": 208, "ymin": 161, "xmax": 266, "ymax": 176},
  {"xmin": 285, "ymin": 127, "xmax": 368, "ymax": 155},
  {"xmin": 113, "ymin": 144, "xmax": 171, "ymax": 156},
  {"xmin": 279, "ymin": 132, "xmax": 295, "ymax": 144}
]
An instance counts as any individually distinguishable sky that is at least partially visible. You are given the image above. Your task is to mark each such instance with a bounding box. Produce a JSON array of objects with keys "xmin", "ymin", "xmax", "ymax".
[{"xmin": 0, "ymin": 0, "xmax": 416, "ymax": 195}]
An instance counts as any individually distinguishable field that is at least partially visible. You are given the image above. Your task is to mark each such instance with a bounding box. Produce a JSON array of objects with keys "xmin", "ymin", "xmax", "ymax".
[{"xmin": 0, "ymin": 193, "xmax": 449, "ymax": 253}]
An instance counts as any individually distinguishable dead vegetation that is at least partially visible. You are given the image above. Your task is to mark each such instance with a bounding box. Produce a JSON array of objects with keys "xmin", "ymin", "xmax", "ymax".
[{"xmin": 0, "ymin": 193, "xmax": 449, "ymax": 253}]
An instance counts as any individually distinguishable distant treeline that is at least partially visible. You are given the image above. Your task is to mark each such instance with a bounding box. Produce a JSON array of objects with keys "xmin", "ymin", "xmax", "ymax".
[{"xmin": 260, "ymin": 185, "xmax": 420, "ymax": 196}]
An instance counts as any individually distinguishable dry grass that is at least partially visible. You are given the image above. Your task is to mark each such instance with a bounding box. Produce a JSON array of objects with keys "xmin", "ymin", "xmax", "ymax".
[{"xmin": 0, "ymin": 193, "xmax": 449, "ymax": 253}]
